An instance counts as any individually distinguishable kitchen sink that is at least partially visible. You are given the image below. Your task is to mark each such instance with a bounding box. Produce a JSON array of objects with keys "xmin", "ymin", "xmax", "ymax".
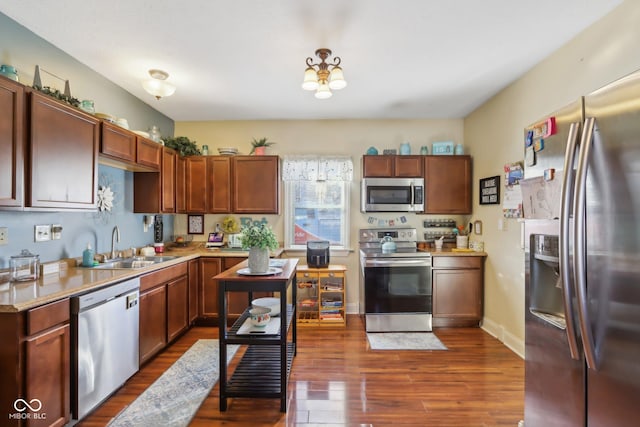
[{"xmin": 87, "ymin": 255, "xmax": 179, "ymax": 270}]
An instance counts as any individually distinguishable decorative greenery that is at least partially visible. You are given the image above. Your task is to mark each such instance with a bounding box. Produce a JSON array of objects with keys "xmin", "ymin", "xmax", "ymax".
[
  {"xmin": 163, "ymin": 136, "xmax": 202, "ymax": 156},
  {"xmin": 240, "ymin": 224, "xmax": 279, "ymax": 250},
  {"xmin": 33, "ymin": 85, "xmax": 80, "ymax": 107},
  {"xmin": 249, "ymin": 137, "xmax": 275, "ymax": 154}
]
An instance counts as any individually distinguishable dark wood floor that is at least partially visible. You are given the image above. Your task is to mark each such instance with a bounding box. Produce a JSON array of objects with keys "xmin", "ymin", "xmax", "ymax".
[{"xmin": 79, "ymin": 315, "xmax": 524, "ymax": 426}]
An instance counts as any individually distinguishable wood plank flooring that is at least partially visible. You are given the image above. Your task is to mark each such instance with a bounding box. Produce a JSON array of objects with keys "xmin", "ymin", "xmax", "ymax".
[{"xmin": 78, "ymin": 315, "xmax": 524, "ymax": 426}]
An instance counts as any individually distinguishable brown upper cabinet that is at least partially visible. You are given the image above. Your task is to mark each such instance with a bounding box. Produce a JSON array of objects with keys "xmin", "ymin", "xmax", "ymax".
[
  {"xmin": 185, "ymin": 156, "xmax": 208, "ymax": 213},
  {"xmin": 0, "ymin": 76, "xmax": 24, "ymax": 209},
  {"xmin": 232, "ymin": 155, "xmax": 279, "ymax": 214},
  {"xmin": 207, "ymin": 156, "xmax": 232, "ymax": 213},
  {"xmin": 424, "ymin": 155, "xmax": 472, "ymax": 214},
  {"xmin": 133, "ymin": 146, "xmax": 177, "ymax": 213},
  {"xmin": 99, "ymin": 122, "xmax": 161, "ymax": 171},
  {"xmin": 27, "ymin": 91, "xmax": 100, "ymax": 210},
  {"xmin": 363, "ymin": 155, "xmax": 423, "ymax": 177}
]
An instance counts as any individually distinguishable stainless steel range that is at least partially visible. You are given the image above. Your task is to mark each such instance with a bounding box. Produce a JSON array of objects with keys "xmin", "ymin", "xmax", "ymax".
[{"xmin": 359, "ymin": 227, "xmax": 432, "ymax": 332}]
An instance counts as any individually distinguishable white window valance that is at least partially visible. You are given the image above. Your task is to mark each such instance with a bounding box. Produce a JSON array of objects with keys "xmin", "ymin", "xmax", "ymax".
[{"xmin": 282, "ymin": 155, "xmax": 353, "ymax": 182}]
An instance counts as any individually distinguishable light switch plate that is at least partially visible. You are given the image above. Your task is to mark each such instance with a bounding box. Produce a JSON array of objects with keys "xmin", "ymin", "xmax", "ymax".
[
  {"xmin": 0, "ymin": 227, "xmax": 7, "ymax": 245},
  {"xmin": 35, "ymin": 225, "xmax": 51, "ymax": 242}
]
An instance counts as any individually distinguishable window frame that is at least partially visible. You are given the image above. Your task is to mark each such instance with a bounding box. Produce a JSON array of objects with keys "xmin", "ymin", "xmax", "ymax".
[{"xmin": 283, "ymin": 180, "xmax": 351, "ymax": 252}]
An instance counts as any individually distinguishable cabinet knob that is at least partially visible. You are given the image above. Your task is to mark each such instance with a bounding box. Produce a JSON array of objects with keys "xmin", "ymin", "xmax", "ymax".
[{"xmin": 329, "ymin": 273, "xmax": 335, "ymax": 277}]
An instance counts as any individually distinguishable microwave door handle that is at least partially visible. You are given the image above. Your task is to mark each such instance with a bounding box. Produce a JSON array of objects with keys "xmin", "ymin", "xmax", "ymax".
[
  {"xmin": 410, "ymin": 183, "xmax": 415, "ymax": 208},
  {"xmin": 573, "ymin": 116, "xmax": 598, "ymax": 370},
  {"xmin": 560, "ymin": 121, "xmax": 581, "ymax": 360}
]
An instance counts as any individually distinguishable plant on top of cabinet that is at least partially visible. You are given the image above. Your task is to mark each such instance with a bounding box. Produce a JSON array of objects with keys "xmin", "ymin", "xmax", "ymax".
[
  {"xmin": 250, "ymin": 137, "xmax": 275, "ymax": 155},
  {"xmin": 163, "ymin": 136, "xmax": 201, "ymax": 156}
]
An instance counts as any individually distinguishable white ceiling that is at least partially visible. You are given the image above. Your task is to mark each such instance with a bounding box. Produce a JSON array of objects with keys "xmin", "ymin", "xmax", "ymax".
[{"xmin": 0, "ymin": 0, "xmax": 622, "ymax": 121}]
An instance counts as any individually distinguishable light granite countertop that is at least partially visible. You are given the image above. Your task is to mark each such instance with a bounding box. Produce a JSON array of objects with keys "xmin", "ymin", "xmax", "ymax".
[{"xmin": 0, "ymin": 244, "xmax": 284, "ymax": 313}]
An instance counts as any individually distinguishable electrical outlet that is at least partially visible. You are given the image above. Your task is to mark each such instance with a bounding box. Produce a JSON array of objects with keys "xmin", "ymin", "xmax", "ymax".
[
  {"xmin": 51, "ymin": 224, "xmax": 63, "ymax": 240},
  {"xmin": 0, "ymin": 227, "xmax": 8, "ymax": 245},
  {"xmin": 35, "ymin": 225, "xmax": 51, "ymax": 242}
]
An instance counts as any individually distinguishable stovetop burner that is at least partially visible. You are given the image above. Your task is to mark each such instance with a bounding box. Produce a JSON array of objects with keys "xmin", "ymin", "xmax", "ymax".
[{"xmin": 359, "ymin": 227, "xmax": 431, "ymax": 258}]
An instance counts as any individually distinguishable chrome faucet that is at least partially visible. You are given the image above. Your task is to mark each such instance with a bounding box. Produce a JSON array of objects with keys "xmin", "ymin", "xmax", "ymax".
[{"xmin": 111, "ymin": 226, "xmax": 121, "ymax": 260}]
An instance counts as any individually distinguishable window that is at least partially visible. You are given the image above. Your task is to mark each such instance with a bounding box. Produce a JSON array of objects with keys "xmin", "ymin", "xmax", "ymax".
[{"xmin": 283, "ymin": 156, "xmax": 353, "ymax": 250}]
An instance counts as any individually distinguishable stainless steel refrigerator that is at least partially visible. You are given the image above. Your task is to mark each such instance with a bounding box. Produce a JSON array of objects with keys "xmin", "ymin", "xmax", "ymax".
[{"xmin": 523, "ymin": 69, "xmax": 640, "ymax": 426}]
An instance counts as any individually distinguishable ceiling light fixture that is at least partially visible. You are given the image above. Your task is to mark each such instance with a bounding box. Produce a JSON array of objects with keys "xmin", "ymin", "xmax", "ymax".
[
  {"xmin": 142, "ymin": 69, "xmax": 176, "ymax": 100},
  {"xmin": 302, "ymin": 48, "xmax": 347, "ymax": 99}
]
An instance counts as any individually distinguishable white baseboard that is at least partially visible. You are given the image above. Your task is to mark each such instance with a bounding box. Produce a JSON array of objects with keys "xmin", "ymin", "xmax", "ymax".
[
  {"xmin": 481, "ymin": 317, "xmax": 525, "ymax": 359},
  {"xmin": 346, "ymin": 302, "xmax": 358, "ymax": 314}
]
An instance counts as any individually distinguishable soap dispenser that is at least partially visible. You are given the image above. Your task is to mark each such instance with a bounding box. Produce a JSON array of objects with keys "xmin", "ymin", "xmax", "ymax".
[{"xmin": 82, "ymin": 243, "xmax": 95, "ymax": 267}]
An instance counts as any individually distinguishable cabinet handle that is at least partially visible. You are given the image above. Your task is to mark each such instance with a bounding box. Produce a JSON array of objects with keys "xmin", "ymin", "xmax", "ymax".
[{"xmin": 329, "ymin": 273, "xmax": 335, "ymax": 277}]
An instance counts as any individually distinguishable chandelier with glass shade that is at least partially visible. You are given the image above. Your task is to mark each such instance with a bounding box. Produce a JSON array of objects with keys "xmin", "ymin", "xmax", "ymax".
[
  {"xmin": 142, "ymin": 69, "xmax": 176, "ymax": 100},
  {"xmin": 301, "ymin": 48, "xmax": 347, "ymax": 99}
]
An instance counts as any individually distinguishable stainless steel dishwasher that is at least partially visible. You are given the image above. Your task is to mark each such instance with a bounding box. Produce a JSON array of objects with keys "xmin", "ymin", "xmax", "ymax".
[{"xmin": 71, "ymin": 277, "xmax": 140, "ymax": 420}]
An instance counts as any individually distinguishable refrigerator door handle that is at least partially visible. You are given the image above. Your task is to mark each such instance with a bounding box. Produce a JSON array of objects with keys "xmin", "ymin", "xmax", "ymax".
[
  {"xmin": 560, "ymin": 121, "xmax": 581, "ymax": 360},
  {"xmin": 573, "ymin": 116, "xmax": 598, "ymax": 370}
]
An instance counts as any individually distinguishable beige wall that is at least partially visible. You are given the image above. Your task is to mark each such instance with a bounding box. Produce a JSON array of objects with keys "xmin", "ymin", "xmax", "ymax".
[
  {"xmin": 174, "ymin": 119, "xmax": 465, "ymax": 314},
  {"xmin": 465, "ymin": 0, "xmax": 640, "ymax": 355},
  {"xmin": 174, "ymin": 0, "xmax": 640, "ymax": 355}
]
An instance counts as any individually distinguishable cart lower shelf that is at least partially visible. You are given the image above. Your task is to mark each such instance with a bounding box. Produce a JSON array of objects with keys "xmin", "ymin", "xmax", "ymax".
[{"xmin": 221, "ymin": 343, "xmax": 295, "ymax": 412}]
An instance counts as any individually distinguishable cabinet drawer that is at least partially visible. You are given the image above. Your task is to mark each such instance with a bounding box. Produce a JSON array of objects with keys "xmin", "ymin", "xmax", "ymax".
[
  {"xmin": 432, "ymin": 256, "xmax": 482, "ymax": 269},
  {"xmin": 140, "ymin": 262, "xmax": 188, "ymax": 291},
  {"xmin": 26, "ymin": 298, "xmax": 70, "ymax": 336}
]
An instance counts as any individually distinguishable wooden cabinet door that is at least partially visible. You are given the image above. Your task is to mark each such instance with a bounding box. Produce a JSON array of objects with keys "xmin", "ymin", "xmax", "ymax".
[
  {"xmin": 186, "ymin": 156, "xmax": 207, "ymax": 213},
  {"xmin": 363, "ymin": 155, "xmax": 394, "ymax": 177},
  {"xmin": 424, "ymin": 155, "xmax": 472, "ymax": 214},
  {"xmin": 100, "ymin": 121, "xmax": 136, "ymax": 162},
  {"xmin": 0, "ymin": 76, "xmax": 24, "ymax": 208},
  {"xmin": 136, "ymin": 137, "xmax": 162, "ymax": 170},
  {"xmin": 433, "ymin": 268, "xmax": 482, "ymax": 319},
  {"xmin": 232, "ymin": 156, "xmax": 279, "ymax": 214},
  {"xmin": 394, "ymin": 155, "xmax": 423, "ymax": 177},
  {"xmin": 188, "ymin": 260, "xmax": 199, "ymax": 324},
  {"xmin": 176, "ymin": 156, "xmax": 187, "ymax": 213},
  {"xmin": 161, "ymin": 147, "xmax": 176, "ymax": 213},
  {"xmin": 167, "ymin": 276, "xmax": 188, "ymax": 342},
  {"xmin": 28, "ymin": 92, "xmax": 99, "ymax": 210},
  {"xmin": 139, "ymin": 285, "xmax": 167, "ymax": 365},
  {"xmin": 208, "ymin": 156, "xmax": 232, "ymax": 213},
  {"xmin": 25, "ymin": 323, "xmax": 71, "ymax": 427},
  {"xmin": 199, "ymin": 258, "xmax": 221, "ymax": 319}
]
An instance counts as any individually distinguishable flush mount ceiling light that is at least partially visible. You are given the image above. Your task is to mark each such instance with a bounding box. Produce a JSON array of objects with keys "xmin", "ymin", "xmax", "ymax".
[
  {"xmin": 302, "ymin": 48, "xmax": 347, "ymax": 99},
  {"xmin": 142, "ymin": 69, "xmax": 176, "ymax": 100}
]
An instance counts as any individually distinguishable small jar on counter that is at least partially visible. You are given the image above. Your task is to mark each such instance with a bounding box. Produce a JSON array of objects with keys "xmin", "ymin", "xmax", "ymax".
[{"xmin": 153, "ymin": 242, "xmax": 165, "ymax": 254}]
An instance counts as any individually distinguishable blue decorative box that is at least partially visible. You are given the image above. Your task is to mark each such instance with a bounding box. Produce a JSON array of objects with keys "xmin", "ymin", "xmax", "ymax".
[{"xmin": 431, "ymin": 141, "xmax": 455, "ymax": 155}]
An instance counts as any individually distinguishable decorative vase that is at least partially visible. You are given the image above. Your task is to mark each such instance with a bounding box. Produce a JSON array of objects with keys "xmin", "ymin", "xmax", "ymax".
[
  {"xmin": 254, "ymin": 146, "xmax": 266, "ymax": 156},
  {"xmin": 0, "ymin": 64, "xmax": 19, "ymax": 82},
  {"xmin": 248, "ymin": 247, "xmax": 269, "ymax": 273},
  {"xmin": 400, "ymin": 142, "xmax": 411, "ymax": 155}
]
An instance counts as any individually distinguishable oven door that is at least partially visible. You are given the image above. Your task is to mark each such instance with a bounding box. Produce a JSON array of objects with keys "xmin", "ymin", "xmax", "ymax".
[{"xmin": 363, "ymin": 257, "xmax": 432, "ymax": 331}]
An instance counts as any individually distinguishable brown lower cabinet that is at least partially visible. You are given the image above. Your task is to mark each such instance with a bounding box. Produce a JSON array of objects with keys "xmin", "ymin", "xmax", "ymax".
[
  {"xmin": 0, "ymin": 298, "xmax": 71, "ymax": 427},
  {"xmin": 432, "ymin": 256, "xmax": 484, "ymax": 327},
  {"xmin": 139, "ymin": 262, "xmax": 188, "ymax": 365}
]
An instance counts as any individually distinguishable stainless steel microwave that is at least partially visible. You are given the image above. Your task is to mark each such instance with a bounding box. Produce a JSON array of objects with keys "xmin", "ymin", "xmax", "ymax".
[{"xmin": 361, "ymin": 177, "xmax": 425, "ymax": 212}]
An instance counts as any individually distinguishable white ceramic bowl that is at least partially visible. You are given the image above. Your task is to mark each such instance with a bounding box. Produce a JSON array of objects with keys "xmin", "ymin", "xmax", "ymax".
[
  {"xmin": 252, "ymin": 297, "xmax": 280, "ymax": 317},
  {"xmin": 249, "ymin": 306, "xmax": 271, "ymax": 327}
]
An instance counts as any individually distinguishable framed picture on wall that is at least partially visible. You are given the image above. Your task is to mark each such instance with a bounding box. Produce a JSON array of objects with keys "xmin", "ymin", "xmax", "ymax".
[
  {"xmin": 188, "ymin": 214, "xmax": 205, "ymax": 234},
  {"xmin": 480, "ymin": 176, "xmax": 500, "ymax": 205}
]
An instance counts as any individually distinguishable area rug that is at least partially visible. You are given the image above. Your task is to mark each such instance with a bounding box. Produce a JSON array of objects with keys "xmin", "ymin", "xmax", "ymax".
[
  {"xmin": 109, "ymin": 339, "xmax": 238, "ymax": 427},
  {"xmin": 366, "ymin": 332, "xmax": 447, "ymax": 350}
]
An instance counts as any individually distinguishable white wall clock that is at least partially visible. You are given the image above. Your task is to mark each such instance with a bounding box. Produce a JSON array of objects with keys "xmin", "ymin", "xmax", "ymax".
[{"xmin": 188, "ymin": 214, "xmax": 204, "ymax": 234}]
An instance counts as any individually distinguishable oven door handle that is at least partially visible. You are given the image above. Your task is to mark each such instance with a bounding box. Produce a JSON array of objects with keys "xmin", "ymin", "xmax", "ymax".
[{"xmin": 364, "ymin": 258, "xmax": 431, "ymax": 268}]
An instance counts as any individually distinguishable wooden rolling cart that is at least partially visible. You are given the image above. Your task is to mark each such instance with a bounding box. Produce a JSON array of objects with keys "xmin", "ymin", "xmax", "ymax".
[{"xmin": 296, "ymin": 265, "xmax": 346, "ymax": 327}]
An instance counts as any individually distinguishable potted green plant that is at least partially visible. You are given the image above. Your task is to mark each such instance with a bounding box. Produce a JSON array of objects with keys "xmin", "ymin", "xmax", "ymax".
[
  {"xmin": 249, "ymin": 137, "xmax": 275, "ymax": 155},
  {"xmin": 240, "ymin": 224, "xmax": 279, "ymax": 273},
  {"xmin": 163, "ymin": 136, "xmax": 202, "ymax": 156}
]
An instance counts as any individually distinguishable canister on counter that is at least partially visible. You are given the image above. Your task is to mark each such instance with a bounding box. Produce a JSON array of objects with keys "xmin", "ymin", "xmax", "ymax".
[{"xmin": 10, "ymin": 249, "xmax": 40, "ymax": 282}]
